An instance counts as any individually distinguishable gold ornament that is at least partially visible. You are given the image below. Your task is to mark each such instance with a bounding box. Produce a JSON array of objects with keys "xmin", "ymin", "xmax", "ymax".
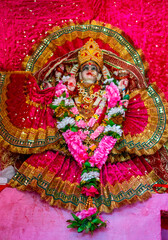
[
  {"xmin": 54, "ymin": 106, "xmax": 69, "ymax": 118},
  {"xmin": 84, "ymin": 196, "xmax": 94, "ymax": 210},
  {"xmin": 78, "ymin": 38, "xmax": 103, "ymax": 69}
]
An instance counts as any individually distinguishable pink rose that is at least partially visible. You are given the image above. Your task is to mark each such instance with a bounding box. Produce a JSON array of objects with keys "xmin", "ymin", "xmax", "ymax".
[
  {"xmin": 55, "ymin": 82, "xmax": 69, "ymax": 97},
  {"xmin": 76, "ymin": 208, "xmax": 97, "ymax": 220},
  {"xmin": 81, "ymin": 186, "xmax": 99, "ymax": 197},
  {"xmin": 95, "ymin": 108, "xmax": 103, "ymax": 115},
  {"xmin": 67, "ymin": 75, "xmax": 76, "ymax": 91},
  {"xmin": 98, "ymin": 215, "xmax": 104, "ymax": 222},
  {"xmin": 76, "ymin": 120, "xmax": 87, "ymax": 128},
  {"xmin": 87, "ymin": 118, "xmax": 97, "ymax": 127},
  {"xmin": 84, "ymin": 130, "xmax": 90, "ymax": 135},
  {"xmin": 104, "ymin": 82, "xmax": 121, "ymax": 108},
  {"xmin": 71, "ymin": 107, "xmax": 79, "ymax": 115}
]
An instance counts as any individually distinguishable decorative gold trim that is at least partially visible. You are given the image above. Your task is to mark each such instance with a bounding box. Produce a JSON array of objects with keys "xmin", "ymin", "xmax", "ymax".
[
  {"xmin": 9, "ymin": 161, "xmax": 165, "ymax": 213},
  {"xmin": 78, "ymin": 38, "xmax": 103, "ymax": 69},
  {"xmin": 22, "ymin": 20, "xmax": 148, "ymax": 77},
  {"xmin": 113, "ymin": 83, "xmax": 168, "ymax": 156},
  {"xmin": 0, "ymin": 73, "xmax": 168, "ymax": 156},
  {"xmin": 0, "ymin": 72, "xmax": 69, "ymax": 155}
]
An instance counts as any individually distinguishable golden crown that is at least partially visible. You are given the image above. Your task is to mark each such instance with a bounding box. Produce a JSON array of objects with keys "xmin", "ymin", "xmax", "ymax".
[{"xmin": 78, "ymin": 38, "xmax": 103, "ymax": 69}]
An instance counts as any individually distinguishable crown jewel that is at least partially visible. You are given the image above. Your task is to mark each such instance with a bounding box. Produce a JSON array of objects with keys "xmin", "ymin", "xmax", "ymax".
[{"xmin": 78, "ymin": 38, "xmax": 103, "ymax": 69}]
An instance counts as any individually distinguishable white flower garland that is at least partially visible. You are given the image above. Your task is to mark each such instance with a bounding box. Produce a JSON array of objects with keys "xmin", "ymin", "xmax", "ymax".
[
  {"xmin": 107, "ymin": 106, "xmax": 125, "ymax": 119},
  {"xmin": 81, "ymin": 171, "xmax": 100, "ymax": 182},
  {"xmin": 103, "ymin": 125, "xmax": 123, "ymax": 136},
  {"xmin": 52, "ymin": 97, "xmax": 74, "ymax": 106},
  {"xmin": 57, "ymin": 117, "xmax": 76, "ymax": 129}
]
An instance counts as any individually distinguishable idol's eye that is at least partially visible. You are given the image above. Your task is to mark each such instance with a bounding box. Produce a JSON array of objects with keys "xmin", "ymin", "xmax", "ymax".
[
  {"xmin": 82, "ymin": 65, "xmax": 89, "ymax": 71},
  {"xmin": 91, "ymin": 65, "xmax": 98, "ymax": 71}
]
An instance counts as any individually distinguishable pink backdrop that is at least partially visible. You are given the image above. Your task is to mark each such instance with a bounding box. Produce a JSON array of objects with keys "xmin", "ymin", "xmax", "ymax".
[{"xmin": 0, "ymin": 0, "xmax": 168, "ymax": 98}]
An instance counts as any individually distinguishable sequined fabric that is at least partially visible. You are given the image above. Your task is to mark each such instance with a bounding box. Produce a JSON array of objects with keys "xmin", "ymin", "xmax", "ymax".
[{"xmin": 9, "ymin": 150, "xmax": 167, "ymax": 212}]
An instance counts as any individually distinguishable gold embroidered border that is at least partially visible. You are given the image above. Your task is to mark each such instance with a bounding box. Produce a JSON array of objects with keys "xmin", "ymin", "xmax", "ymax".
[
  {"xmin": 113, "ymin": 83, "xmax": 168, "ymax": 156},
  {"xmin": 22, "ymin": 21, "xmax": 148, "ymax": 76},
  {"xmin": 0, "ymin": 72, "xmax": 69, "ymax": 154},
  {"xmin": 9, "ymin": 161, "xmax": 165, "ymax": 213},
  {"xmin": 0, "ymin": 73, "xmax": 168, "ymax": 156}
]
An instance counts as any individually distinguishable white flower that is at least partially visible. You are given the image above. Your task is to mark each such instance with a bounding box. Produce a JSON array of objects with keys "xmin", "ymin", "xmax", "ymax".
[
  {"xmin": 57, "ymin": 117, "xmax": 75, "ymax": 129},
  {"xmin": 81, "ymin": 171, "xmax": 100, "ymax": 182},
  {"xmin": 52, "ymin": 97, "xmax": 75, "ymax": 107},
  {"xmin": 62, "ymin": 75, "xmax": 70, "ymax": 83},
  {"xmin": 52, "ymin": 96, "xmax": 64, "ymax": 106},
  {"xmin": 103, "ymin": 77, "xmax": 114, "ymax": 84},
  {"xmin": 104, "ymin": 125, "xmax": 123, "ymax": 136},
  {"xmin": 64, "ymin": 98, "xmax": 74, "ymax": 106},
  {"xmin": 107, "ymin": 107, "xmax": 125, "ymax": 119}
]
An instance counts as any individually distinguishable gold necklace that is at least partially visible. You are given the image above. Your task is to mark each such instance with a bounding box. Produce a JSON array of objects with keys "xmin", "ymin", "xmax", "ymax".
[{"xmin": 77, "ymin": 83, "xmax": 100, "ymax": 104}]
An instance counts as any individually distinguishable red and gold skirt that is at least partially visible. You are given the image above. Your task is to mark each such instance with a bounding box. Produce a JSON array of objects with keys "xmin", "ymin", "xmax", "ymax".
[{"xmin": 9, "ymin": 149, "xmax": 167, "ymax": 213}]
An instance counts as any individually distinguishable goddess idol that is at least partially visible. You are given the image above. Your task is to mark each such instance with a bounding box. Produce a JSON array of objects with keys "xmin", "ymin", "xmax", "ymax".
[{"xmin": 0, "ymin": 21, "xmax": 168, "ymax": 233}]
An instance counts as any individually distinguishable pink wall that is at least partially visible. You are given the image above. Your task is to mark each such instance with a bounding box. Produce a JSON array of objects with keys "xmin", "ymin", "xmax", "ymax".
[
  {"xmin": 0, "ymin": 188, "xmax": 168, "ymax": 239},
  {"xmin": 0, "ymin": 0, "xmax": 168, "ymax": 98}
]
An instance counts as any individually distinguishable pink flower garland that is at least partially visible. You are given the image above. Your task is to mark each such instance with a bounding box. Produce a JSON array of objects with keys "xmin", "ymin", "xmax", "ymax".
[
  {"xmin": 63, "ymin": 131, "xmax": 117, "ymax": 169},
  {"xmin": 90, "ymin": 125, "xmax": 105, "ymax": 140},
  {"xmin": 103, "ymin": 82, "xmax": 120, "ymax": 108},
  {"xmin": 87, "ymin": 117, "xmax": 97, "ymax": 128},
  {"xmin": 71, "ymin": 107, "xmax": 79, "ymax": 115},
  {"xmin": 76, "ymin": 119, "xmax": 87, "ymax": 128},
  {"xmin": 53, "ymin": 81, "xmax": 124, "ymax": 169},
  {"xmin": 63, "ymin": 130, "xmax": 89, "ymax": 167},
  {"xmin": 89, "ymin": 136, "xmax": 117, "ymax": 169},
  {"xmin": 55, "ymin": 81, "xmax": 69, "ymax": 98},
  {"xmin": 53, "ymin": 80, "xmax": 127, "ymax": 233}
]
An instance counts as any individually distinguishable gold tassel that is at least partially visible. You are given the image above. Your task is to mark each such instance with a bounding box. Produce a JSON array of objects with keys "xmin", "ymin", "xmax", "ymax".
[{"xmin": 84, "ymin": 196, "xmax": 94, "ymax": 210}]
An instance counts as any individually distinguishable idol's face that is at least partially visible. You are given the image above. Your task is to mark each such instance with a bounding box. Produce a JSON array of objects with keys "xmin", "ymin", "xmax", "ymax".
[{"xmin": 80, "ymin": 61, "xmax": 99, "ymax": 85}]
